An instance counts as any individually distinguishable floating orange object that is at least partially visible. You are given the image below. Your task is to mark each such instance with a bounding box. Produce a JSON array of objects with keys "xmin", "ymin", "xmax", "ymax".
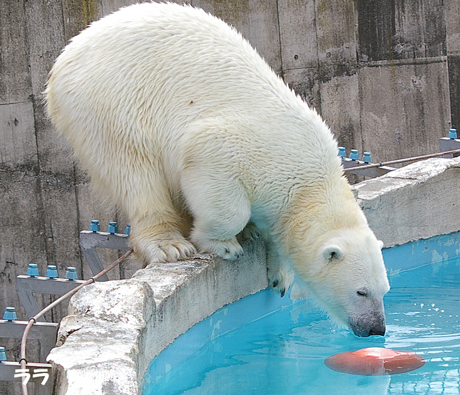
[{"xmin": 325, "ymin": 347, "xmax": 425, "ymax": 375}]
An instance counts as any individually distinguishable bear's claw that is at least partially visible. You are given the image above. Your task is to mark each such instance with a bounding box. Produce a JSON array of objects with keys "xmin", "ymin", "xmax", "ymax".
[
  {"xmin": 240, "ymin": 223, "xmax": 260, "ymax": 240},
  {"xmin": 268, "ymin": 266, "xmax": 294, "ymax": 298},
  {"xmin": 215, "ymin": 239, "xmax": 244, "ymax": 260},
  {"xmin": 271, "ymin": 280, "xmax": 286, "ymax": 297}
]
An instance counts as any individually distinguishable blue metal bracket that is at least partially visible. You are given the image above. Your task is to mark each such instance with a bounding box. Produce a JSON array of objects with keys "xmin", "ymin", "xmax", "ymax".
[
  {"xmin": 339, "ymin": 148, "xmax": 396, "ymax": 177},
  {"xmin": 16, "ymin": 276, "xmax": 85, "ymax": 322},
  {"xmin": 15, "ymin": 222, "xmax": 131, "ymax": 322},
  {"xmin": 0, "ymin": 318, "xmax": 56, "ymax": 394},
  {"xmin": 79, "ymin": 229, "xmax": 130, "ymax": 282},
  {"xmin": 0, "ymin": 320, "xmax": 57, "ymax": 362},
  {"xmin": 440, "ymin": 129, "xmax": 460, "ymax": 157}
]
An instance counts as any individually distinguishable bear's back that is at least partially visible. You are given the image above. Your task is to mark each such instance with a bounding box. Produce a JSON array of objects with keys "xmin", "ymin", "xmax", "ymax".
[
  {"xmin": 46, "ymin": 2, "xmax": 341, "ymax": 196},
  {"xmin": 46, "ymin": 3, "xmax": 300, "ymax": 143}
]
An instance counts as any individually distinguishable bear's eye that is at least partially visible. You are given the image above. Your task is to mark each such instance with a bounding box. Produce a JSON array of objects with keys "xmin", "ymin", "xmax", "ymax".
[{"xmin": 357, "ymin": 290, "xmax": 368, "ymax": 297}]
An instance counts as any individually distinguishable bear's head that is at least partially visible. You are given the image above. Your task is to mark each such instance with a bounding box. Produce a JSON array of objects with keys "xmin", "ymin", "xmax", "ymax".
[{"xmin": 296, "ymin": 227, "xmax": 390, "ymax": 337}]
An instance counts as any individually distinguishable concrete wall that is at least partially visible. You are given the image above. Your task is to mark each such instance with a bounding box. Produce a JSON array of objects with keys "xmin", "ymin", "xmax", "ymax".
[
  {"xmin": 47, "ymin": 157, "xmax": 460, "ymax": 395},
  {"xmin": 1, "ymin": 1, "xmax": 459, "ymax": 392}
]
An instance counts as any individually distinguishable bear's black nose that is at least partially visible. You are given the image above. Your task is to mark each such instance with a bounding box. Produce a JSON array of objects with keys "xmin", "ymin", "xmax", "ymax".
[{"xmin": 368, "ymin": 326, "xmax": 386, "ymax": 336}]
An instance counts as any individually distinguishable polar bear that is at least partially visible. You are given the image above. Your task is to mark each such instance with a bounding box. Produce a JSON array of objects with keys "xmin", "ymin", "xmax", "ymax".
[{"xmin": 45, "ymin": 2, "xmax": 390, "ymax": 336}]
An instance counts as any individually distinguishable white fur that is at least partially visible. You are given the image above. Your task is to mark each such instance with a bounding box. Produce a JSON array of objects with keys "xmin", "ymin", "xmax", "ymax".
[{"xmin": 45, "ymin": 3, "xmax": 390, "ymax": 336}]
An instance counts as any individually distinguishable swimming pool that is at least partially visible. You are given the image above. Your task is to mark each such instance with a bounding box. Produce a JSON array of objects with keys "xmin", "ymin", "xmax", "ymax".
[{"xmin": 142, "ymin": 239, "xmax": 460, "ymax": 395}]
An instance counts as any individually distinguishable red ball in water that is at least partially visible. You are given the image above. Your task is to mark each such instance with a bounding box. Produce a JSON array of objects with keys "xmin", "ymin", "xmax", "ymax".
[{"xmin": 325, "ymin": 347, "xmax": 425, "ymax": 375}]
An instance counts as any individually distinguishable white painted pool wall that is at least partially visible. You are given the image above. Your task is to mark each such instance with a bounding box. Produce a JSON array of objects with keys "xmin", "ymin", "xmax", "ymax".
[{"xmin": 47, "ymin": 157, "xmax": 460, "ymax": 395}]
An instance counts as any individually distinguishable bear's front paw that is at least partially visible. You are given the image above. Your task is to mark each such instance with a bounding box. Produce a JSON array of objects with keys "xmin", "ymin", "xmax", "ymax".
[
  {"xmin": 267, "ymin": 266, "xmax": 295, "ymax": 298},
  {"xmin": 132, "ymin": 231, "xmax": 197, "ymax": 267},
  {"xmin": 192, "ymin": 236, "xmax": 244, "ymax": 260}
]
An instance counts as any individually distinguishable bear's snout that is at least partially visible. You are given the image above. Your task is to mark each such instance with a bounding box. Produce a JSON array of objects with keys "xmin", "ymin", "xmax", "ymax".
[{"xmin": 349, "ymin": 313, "xmax": 386, "ymax": 337}]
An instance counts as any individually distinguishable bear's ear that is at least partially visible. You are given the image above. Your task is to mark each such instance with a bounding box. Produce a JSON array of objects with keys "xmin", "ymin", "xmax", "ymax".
[
  {"xmin": 322, "ymin": 245, "xmax": 344, "ymax": 263},
  {"xmin": 377, "ymin": 240, "xmax": 384, "ymax": 249}
]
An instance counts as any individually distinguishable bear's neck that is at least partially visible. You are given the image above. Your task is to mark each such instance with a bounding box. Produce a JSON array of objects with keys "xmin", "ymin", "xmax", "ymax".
[{"xmin": 275, "ymin": 175, "xmax": 367, "ymax": 261}]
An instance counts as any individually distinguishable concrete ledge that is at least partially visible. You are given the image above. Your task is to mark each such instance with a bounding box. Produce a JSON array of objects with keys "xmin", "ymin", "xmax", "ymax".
[
  {"xmin": 47, "ymin": 158, "xmax": 460, "ymax": 394},
  {"xmin": 48, "ymin": 239, "xmax": 267, "ymax": 395},
  {"xmin": 353, "ymin": 157, "xmax": 460, "ymax": 247}
]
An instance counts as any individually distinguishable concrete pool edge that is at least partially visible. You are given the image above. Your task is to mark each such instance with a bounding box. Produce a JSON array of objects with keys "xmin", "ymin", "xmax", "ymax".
[
  {"xmin": 48, "ymin": 240, "xmax": 268, "ymax": 394},
  {"xmin": 47, "ymin": 157, "xmax": 460, "ymax": 394}
]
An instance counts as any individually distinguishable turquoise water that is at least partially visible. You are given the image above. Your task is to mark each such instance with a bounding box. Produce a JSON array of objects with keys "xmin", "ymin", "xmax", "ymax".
[{"xmin": 143, "ymin": 257, "xmax": 460, "ymax": 395}]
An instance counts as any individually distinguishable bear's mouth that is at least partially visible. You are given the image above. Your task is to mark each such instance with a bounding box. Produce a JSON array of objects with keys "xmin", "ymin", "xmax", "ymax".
[{"xmin": 349, "ymin": 314, "xmax": 386, "ymax": 337}]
